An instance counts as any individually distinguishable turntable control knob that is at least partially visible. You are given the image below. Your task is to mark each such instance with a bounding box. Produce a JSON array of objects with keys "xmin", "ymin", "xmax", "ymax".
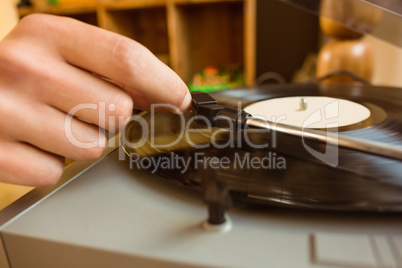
[{"xmin": 202, "ymin": 167, "xmax": 232, "ymax": 233}]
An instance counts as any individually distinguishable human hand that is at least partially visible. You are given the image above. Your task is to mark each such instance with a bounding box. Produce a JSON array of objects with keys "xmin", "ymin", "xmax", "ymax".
[{"xmin": 0, "ymin": 14, "xmax": 191, "ymax": 186}]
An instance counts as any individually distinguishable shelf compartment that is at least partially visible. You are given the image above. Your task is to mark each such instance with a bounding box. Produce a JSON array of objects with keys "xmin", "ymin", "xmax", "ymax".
[
  {"xmin": 99, "ymin": 6, "xmax": 170, "ymax": 61},
  {"xmin": 168, "ymin": 1, "xmax": 244, "ymax": 83}
]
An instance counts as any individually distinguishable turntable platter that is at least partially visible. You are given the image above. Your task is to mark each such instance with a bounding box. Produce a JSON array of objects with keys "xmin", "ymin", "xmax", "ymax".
[{"xmin": 122, "ymin": 83, "xmax": 402, "ymax": 212}]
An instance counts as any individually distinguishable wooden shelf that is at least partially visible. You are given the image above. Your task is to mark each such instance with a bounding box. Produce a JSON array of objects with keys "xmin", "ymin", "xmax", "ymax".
[
  {"xmin": 17, "ymin": 7, "xmax": 34, "ymax": 17},
  {"xmin": 19, "ymin": 0, "xmax": 257, "ymax": 85},
  {"xmin": 98, "ymin": 5, "xmax": 169, "ymax": 59},
  {"xmin": 18, "ymin": 0, "xmax": 320, "ymax": 86},
  {"xmin": 101, "ymin": 0, "xmax": 167, "ymax": 10},
  {"xmin": 39, "ymin": 6, "xmax": 96, "ymax": 14},
  {"xmin": 18, "ymin": 4, "xmax": 97, "ymax": 16},
  {"xmin": 172, "ymin": 0, "xmax": 242, "ymax": 5},
  {"xmin": 168, "ymin": 1, "xmax": 245, "ymax": 82}
]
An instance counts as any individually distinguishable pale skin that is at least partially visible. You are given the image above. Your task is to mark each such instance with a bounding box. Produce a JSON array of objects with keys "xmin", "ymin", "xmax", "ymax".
[{"xmin": 0, "ymin": 14, "xmax": 191, "ymax": 187}]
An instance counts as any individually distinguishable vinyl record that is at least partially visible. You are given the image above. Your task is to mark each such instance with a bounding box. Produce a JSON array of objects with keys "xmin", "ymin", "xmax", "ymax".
[{"xmin": 122, "ymin": 83, "xmax": 402, "ymax": 212}]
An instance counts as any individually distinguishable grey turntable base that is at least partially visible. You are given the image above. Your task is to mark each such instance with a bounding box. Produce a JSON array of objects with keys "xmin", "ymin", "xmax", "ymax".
[{"xmin": 1, "ymin": 145, "xmax": 402, "ymax": 268}]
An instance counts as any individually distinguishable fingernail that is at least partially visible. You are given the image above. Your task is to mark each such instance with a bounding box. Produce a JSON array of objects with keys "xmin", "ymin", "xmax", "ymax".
[{"xmin": 179, "ymin": 91, "xmax": 192, "ymax": 111}]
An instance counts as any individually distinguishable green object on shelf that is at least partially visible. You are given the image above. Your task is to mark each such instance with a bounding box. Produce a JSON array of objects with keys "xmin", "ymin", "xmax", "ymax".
[
  {"xmin": 188, "ymin": 66, "xmax": 245, "ymax": 93},
  {"xmin": 48, "ymin": 0, "xmax": 58, "ymax": 5},
  {"xmin": 189, "ymin": 84, "xmax": 232, "ymax": 93}
]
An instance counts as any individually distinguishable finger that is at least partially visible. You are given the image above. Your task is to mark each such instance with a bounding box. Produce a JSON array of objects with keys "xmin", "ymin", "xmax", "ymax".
[
  {"xmin": 17, "ymin": 14, "xmax": 191, "ymax": 112},
  {"xmin": 0, "ymin": 31, "xmax": 133, "ymax": 132},
  {"xmin": 0, "ymin": 91, "xmax": 106, "ymax": 161},
  {"xmin": 120, "ymin": 85, "xmax": 154, "ymax": 111},
  {"xmin": 0, "ymin": 140, "xmax": 64, "ymax": 186},
  {"xmin": 37, "ymin": 60, "xmax": 133, "ymax": 131},
  {"xmin": 24, "ymin": 107, "xmax": 106, "ymax": 161},
  {"xmin": 93, "ymin": 76, "xmax": 175, "ymax": 112}
]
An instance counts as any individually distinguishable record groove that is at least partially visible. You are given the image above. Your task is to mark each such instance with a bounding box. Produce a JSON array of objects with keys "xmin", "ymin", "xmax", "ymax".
[{"xmin": 122, "ymin": 83, "xmax": 402, "ymax": 212}]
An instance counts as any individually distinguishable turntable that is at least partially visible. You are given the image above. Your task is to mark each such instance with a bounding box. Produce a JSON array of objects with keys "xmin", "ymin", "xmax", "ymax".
[{"xmin": 2, "ymin": 1, "xmax": 402, "ymax": 268}]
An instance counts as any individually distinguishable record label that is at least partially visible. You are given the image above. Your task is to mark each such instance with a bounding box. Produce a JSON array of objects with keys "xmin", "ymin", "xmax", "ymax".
[{"xmin": 243, "ymin": 96, "xmax": 371, "ymax": 129}]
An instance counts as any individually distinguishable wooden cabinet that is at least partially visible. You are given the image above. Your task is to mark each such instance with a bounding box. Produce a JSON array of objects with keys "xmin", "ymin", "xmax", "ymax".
[
  {"xmin": 19, "ymin": 0, "xmax": 256, "ymax": 85},
  {"xmin": 167, "ymin": 1, "xmax": 246, "ymax": 83}
]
